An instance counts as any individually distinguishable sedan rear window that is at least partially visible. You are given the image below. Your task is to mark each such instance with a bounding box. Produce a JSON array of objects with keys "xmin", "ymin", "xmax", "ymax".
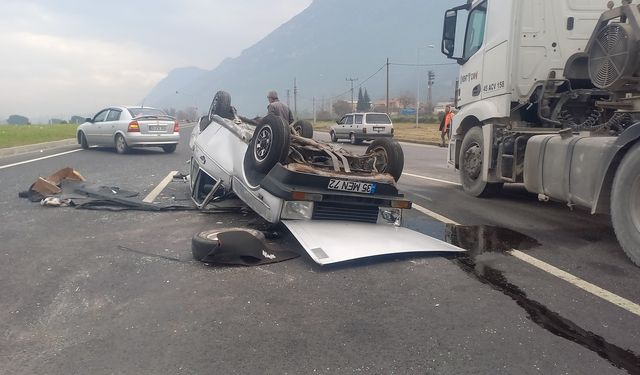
[
  {"xmin": 128, "ymin": 107, "xmax": 167, "ymax": 118},
  {"xmin": 366, "ymin": 114, "xmax": 391, "ymax": 124}
]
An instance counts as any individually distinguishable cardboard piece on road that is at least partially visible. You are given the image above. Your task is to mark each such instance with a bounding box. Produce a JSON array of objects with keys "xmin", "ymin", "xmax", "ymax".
[
  {"xmin": 31, "ymin": 167, "xmax": 85, "ymax": 197},
  {"xmin": 282, "ymin": 220, "xmax": 465, "ymax": 265}
]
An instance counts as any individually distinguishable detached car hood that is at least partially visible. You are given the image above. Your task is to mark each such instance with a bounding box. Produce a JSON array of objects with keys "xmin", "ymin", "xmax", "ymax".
[{"xmin": 282, "ymin": 220, "xmax": 464, "ymax": 265}]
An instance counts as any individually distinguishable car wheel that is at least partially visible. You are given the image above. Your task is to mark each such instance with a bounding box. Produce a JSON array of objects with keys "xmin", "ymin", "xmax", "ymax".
[
  {"xmin": 246, "ymin": 114, "xmax": 290, "ymax": 174},
  {"xmin": 209, "ymin": 91, "xmax": 233, "ymax": 120},
  {"xmin": 115, "ymin": 134, "xmax": 130, "ymax": 154},
  {"xmin": 192, "ymin": 228, "xmax": 267, "ymax": 263},
  {"xmin": 292, "ymin": 120, "xmax": 313, "ymax": 138},
  {"xmin": 350, "ymin": 133, "xmax": 357, "ymax": 145},
  {"xmin": 611, "ymin": 143, "xmax": 640, "ymax": 266},
  {"xmin": 366, "ymin": 138, "xmax": 404, "ymax": 182},
  {"xmin": 79, "ymin": 132, "xmax": 89, "ymax": 149},
  {"xmin": 162, "ymin": 144, "xmax": 177, "ymax": 153},
  {"xmin": 330, "ymin": 130, "xmax": 338, "ymax": 142},
  {"xmin": 459, "ymin": 126, "xmax": 502, "ymax": 197}
]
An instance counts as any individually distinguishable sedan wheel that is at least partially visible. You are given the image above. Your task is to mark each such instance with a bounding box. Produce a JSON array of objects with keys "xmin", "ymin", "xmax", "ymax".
[{"xmin": 115, "ymin": 134, "xmax": 130, "ymax": 154}]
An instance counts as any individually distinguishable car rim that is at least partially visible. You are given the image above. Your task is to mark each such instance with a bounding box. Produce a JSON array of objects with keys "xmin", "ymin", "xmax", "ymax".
[
  {"xmin": 294, "ymin": 125, "xmax": 302, "ymax": 136},
  {"xmin": 117, "ymin": 136, "xmax": 125, "ymax": 151},
  {"xmin": 351, "ymin": 134, "xmax": 355, "ymax": 143},
  {"xmin": 631, "ymin": 175, "xmax": 640, "ymax": 232},
  {"xmin": 371, "ymin": 146, "xmax": 388, "ymax": 172},
  {"xmin": 463, "ymin": 142, "xmax": 482, "ymax": 180},
  {"xmin": 254, "ymin": 125, "xmax": 273, "ymax": 161}
]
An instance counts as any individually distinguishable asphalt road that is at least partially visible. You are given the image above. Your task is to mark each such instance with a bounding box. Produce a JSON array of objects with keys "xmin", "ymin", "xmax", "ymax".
[{"xmin": 1, "ymin": 127, "xmax": 639, "ymax": 374}]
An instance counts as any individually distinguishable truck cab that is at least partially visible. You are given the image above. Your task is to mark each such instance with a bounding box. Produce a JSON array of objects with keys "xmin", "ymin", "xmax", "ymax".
[{"xmin": 441, "ymin": 0, "xmax": 640, "ymax": 266}]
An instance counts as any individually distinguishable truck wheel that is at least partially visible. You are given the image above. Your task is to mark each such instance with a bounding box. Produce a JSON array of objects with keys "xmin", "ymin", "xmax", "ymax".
[
  {"xmin": 330, "ymin": 130, "xmax": 338, "ymax": 142},
  {"xmin": 247, "ymin": 114, "xmax": 290, "ymax": 174},
  {"xmin": 366, "ymin": 138, "xmax": 404, "ymax": 181},
  {"xmin": 611, "ymin": 143, "xmax": 640, "ymax": 266},
  {"xmin": 292, "ymin": 120, "xmax": 313, "ymax": 138},
  {"xmin": 208, "ymin": 91, "xmax": 233, "ymax": 120},
  {"xmin": 459, "ymin": 126, "xmax": 502, "ymax": 197}
]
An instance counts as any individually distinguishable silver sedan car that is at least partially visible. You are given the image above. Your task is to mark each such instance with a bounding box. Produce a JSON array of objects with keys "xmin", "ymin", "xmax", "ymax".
[{"xmin": 76, "ymin": 106, "xmax": 180, "ymax": 154}]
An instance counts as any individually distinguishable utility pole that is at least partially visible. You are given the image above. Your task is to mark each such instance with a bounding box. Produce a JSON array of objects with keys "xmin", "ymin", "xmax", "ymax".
[
  {"xmin": 346, "ymin": 77, "xmax": 358, "ymax": 111},
  {"xmin": 427, "ymin": 70, "xmax": 435, "ymax": 114},
  {"xmin": 286, "ymin": 89, "xmax": 291, "ymax": 107},
  {"xmin": 293, "ymin": 78, "xmax": 298, "ymax": 120},
  {"xmin": 313, "ymin": 96, "xmax": 316, "ymax": 124},
  {"xmin": 386, "ymin": 58, "xmax": 390, "ymax": 114}
]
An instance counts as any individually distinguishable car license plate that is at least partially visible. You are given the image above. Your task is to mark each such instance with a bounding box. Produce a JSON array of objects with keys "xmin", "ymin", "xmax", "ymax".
[
  {"xmin": 328, "ymin": 179, "xmax": 376, "ymax": 194},
  {"xmin": 149, "ymin": 125, "xmax": 165, "ymax": 131},
  {"xmin": 373, "ymin": 126, "xmax": 385, "ymax": 132}
]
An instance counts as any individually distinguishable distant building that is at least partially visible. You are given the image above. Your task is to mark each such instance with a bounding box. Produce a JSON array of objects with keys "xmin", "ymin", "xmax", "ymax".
[{"xmin": 433, "ymin": 102, "xmax": 455, "ymax": 114}]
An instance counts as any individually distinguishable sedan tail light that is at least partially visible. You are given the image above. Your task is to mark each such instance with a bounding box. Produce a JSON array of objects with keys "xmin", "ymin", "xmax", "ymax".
[
  {"xmin": 127, "ymin": 120, "xmax": 140, "ymax": 132},
  {"xmin": 173, "ymin": 120, "xmax": 180, "ymax": 133}
]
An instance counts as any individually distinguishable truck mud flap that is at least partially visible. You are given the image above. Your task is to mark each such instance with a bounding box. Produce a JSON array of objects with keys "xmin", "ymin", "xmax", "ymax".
[{"xmin": 282, "ymin": 220, "xmax": 465, "ymax": 265}]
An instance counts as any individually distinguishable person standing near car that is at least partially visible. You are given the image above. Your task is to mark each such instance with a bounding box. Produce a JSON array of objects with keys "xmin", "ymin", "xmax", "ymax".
[
  {"xmin": 439, "ymin": 105, "xmax": 453, "ymax": 147},
  {"xmin": 267, "ymin": 91, "xmax": 294, "ymax": 124}
]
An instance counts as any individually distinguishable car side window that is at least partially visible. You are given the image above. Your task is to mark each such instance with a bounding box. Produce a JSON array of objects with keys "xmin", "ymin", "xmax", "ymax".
[
  {"xmin": 339, "ymin": 116, "xmax": 348, "ymax": 125},
  {"xmin": 346, "ymin": 116, "xmax": 354, "ymax": 125},
  {"xmin": 106, "ymin": 109, "xmax": 121, "ymax": 122},
  {"xmin": 93, "ymin": 110, "xmax": 109, "ymax": 123},
  {"xmin": 354, "ymin": 115, "xmax": 363, "ymax": 124}
]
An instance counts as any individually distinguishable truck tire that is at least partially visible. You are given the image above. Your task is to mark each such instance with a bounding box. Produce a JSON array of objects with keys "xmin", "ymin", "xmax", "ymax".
[
  {"xmin": 292, "ymin": 120, "xmax": 314, "ymax": 138},
  {"xmin": 366, "ymin": 138, "xmax": 404, "ymax": 181},
  {"xmin": 459, "ymin": 126, "xmax": 502, "ymax": 197},
  {"xmin": 246, "ymin": 114, "xmax": 290, "ymax": 174},
  {"xmin": 611, "ymin": 142, "xmax": 640, "ymax": 266}
]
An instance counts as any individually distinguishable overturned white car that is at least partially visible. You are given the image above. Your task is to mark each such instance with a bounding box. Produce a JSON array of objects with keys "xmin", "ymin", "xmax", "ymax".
[{"xmin": 189, "ymin": 91, "xmax": 464, "ymax": 264}]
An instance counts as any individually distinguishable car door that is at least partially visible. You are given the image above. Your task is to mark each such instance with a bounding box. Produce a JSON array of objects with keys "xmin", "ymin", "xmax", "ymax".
[
  {"xmin": 105, "ymin": 108, "xmax": 123, "ymax": 144},
  {"xmin": 85, "ymin": 109, "xmax": 109, "ymax": 145},
  {"xmin": 336, "ymin": 116, "xmax": 348, "ymax": 137},
  {"xmin": 354, "ymin": 114, "xmax": 364, "ymax": 136}
]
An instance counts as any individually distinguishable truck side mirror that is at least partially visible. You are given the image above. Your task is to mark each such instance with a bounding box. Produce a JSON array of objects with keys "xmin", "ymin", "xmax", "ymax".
[{"xmin": 442, "ymin": 9, "xmax": 458, "ymax": 58}]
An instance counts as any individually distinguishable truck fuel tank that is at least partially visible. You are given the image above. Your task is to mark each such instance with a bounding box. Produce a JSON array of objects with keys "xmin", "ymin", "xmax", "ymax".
[{"xmin": 523, "ymin": 134, "xmax": 617, "ymax": 209}]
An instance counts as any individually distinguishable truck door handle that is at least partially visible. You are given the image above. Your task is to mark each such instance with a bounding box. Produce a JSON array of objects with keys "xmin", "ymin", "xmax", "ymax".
[{"xmin": 472, "ymin": 85, "xmax": 481, "ymax": 96}]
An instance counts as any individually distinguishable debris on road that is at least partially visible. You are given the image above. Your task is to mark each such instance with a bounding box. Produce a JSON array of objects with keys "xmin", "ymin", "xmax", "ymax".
[{"xmin": 192, "ymin": 228, "xmax": 299, "ymax": 266}]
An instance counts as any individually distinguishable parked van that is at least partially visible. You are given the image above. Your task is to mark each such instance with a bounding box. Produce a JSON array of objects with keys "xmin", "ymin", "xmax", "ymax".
[{"xmin": 330, "ymin": 112, "xmax": 394, "ymax": 144}]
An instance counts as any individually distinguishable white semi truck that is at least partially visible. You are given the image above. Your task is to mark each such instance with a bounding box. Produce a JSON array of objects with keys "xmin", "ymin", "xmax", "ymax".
[{"xmin": 441, "ymin": 0, "xmax": 640, "ymax": 265}]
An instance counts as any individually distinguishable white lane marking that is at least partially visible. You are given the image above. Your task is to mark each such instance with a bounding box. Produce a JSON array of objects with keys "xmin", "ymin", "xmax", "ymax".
[
  {"xmin": 509, "ymin": 250, "xmax": 640, "ymax": 316},
  {"xmin": 143, "ymin": 171, "xmax": 178, "ymax": 203},
  {"xmin": 412, "ymin": 203, "xmax": 459, "ymax": 225},
  {"xmin": 411, "ymin": 202, "xmax": 640, "ymax": 318},
  {"xmin": 403, "ymin": 172, "xmax": 461, "ymax": 186},
  {"xmin": 0, "ymin": 149, "xmax": 83, "ymax": 170}
]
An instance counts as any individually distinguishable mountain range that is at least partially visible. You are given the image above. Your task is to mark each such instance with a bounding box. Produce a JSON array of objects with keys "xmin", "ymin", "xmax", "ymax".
[{"xmin": 145, "ymin": 0, "xmax": 462, "ymax": 117}]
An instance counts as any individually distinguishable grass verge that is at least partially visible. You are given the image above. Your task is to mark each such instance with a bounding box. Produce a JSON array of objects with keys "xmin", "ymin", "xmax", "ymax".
[{"xmin": 0, "ymin": 124, "xmax": 77, "ymax": 148}]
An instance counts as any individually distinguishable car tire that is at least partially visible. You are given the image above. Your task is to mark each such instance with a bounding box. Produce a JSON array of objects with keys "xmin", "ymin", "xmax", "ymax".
[
  {"xmin": 366, "ymin": 138, "xmax": 404, "ymax": 182},
  {"xmin": 79, "ymin": 132, "xmax": 89, "ymax": 149},
  {"xmin": 459, "ymin": 126, "xmax": 502, "ymax": 197},
  {"xmin": 350, "ymin": 133, "xmax": 357, "ymax": 145},
  {"xmin": 209, "ymin": 91, "xmax": 233, "ymax": 120},
  {"xmin": 611, "ymin": 142, "xmax": 640, "ymax": 266},
  {"xmin": 162, "ymin": 144, "xmax": 177, "ymax": 153},
  {"xmin": 330, "ymin": 130, "xmax": 338, "ymax": 142},
  {"xmin": 246, "ymin": 114, "xmax": 290, "ymax": 174},
  {"xmin": 115, "ymin": 134, "xmax": 130, "ymax": 154},
  {"xmin": 192, "ymin": 230, "xmax": 222, "ymax": 262},
  {"xmin": 292, "ymin": 120, "xmax": 313, "ymax": 138}
]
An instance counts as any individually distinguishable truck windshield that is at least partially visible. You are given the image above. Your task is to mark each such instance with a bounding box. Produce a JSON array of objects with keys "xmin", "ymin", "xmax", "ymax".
[{"xmin": 463, "ymin": 1, "xmax": 487, "ymax": 60}]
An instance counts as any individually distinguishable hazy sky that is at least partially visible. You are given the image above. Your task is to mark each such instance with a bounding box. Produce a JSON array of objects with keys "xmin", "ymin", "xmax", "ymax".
[{"xmin": 0, "ymin": 0, "xmax": 312, "ymax": 123}]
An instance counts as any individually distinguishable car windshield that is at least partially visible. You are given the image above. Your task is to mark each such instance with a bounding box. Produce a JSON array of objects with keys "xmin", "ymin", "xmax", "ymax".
[
  {"xmin": 366, "ymin": 114, "xmax": 391, "ymax": 124},
  {"xmin": 128, "ymin": 107, "xmax": 167, "ymax": 118}
]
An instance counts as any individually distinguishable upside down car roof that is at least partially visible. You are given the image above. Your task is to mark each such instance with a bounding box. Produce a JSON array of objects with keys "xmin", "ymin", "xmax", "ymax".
[{"xmin": 282, "ymin": 220, "xmax": 465, "ymax": 265}]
